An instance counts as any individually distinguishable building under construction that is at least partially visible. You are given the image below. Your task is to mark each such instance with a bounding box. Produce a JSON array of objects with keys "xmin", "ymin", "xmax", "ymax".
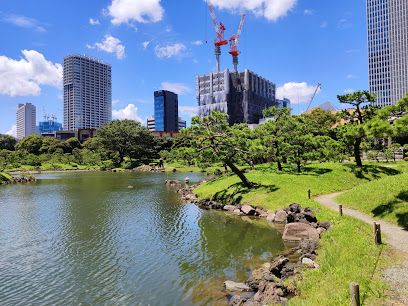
[{"xmin": 196, "ymin": 69, "xmax": 276, "ymax": 125}]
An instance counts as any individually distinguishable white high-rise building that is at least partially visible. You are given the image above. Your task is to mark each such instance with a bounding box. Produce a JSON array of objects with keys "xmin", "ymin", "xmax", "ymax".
[
  {"xmin": 367, "ymin": 0, "xmax": 408, "ymax": 107},
  {"xmin": 63, "ymin": 55, "xmax": 112, "ymax": 131},
  {"xmin": 16, "ymin": 103, "xmax": 36, "ymax": 140}
]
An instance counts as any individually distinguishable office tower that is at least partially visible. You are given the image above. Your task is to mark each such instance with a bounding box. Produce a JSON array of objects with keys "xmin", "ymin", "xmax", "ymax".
[
  {"xmin": 367, "ymin": 0, "xmax": 408, "ymax": 107},
  {"xmin": 16, "ymin": 103, "xmax": 36, "ymax": 139},
  {"xmin": 154, "ymin": 90, "xmax": 178, "ymax": 132},
  {"xmin": 196, "ymin": 69, "xmax": 276, "ymax": 125},
  {"xmin": 63, "ymin": 54, "xmax": 112, "ymax": 130}
]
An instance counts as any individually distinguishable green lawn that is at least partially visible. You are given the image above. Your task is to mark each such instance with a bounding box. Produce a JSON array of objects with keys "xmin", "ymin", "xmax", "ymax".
[
  {"xmin": 337, "ymin": 172, "xmax": 408, "ymax": 229},
  {"xmin": 194, "ymin": 162, "xmax": 407, "ymax": 305}
]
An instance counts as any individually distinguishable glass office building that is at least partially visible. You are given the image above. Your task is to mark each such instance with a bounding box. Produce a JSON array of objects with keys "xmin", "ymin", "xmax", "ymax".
[
  {"xmin": 367, "ymin": 0, "xmax": 408, "ymax": 107},
  {"xmin": 154, "ymin": 90, "xmax": 178, "ymax": 132}
]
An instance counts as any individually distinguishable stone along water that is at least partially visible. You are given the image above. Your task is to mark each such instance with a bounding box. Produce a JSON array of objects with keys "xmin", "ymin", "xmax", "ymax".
[{"xmin": 0, "ymin": 172, "xmax": 285, "ymax": 305}]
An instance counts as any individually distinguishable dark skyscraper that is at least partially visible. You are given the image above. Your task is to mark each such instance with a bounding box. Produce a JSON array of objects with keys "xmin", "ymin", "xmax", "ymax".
[
  {"xmin": 196, "ymin": 69, "xmax": 276, "ymax": 125},
  {"xmin": 154, "ymin": 90, "xmax": 178, "ymax": 132}
]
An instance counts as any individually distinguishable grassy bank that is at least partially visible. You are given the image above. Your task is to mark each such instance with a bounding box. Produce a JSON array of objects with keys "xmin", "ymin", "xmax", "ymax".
[
  {"xmin": 0, "ymin": 172, "xmax": 13, "ymax": 183},
  {"xmin": 194, "ymin": 162, "xmax": 407, "ymax": 305},
  {"xmin": 337, "ymin": 172, "xmax": 408, "ymax": 229}
]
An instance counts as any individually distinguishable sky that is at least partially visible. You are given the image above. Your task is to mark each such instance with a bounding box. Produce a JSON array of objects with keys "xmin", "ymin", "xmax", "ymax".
[{"xmin": 0, "ymin": 0, "xmax": 368, "ymax": 136}]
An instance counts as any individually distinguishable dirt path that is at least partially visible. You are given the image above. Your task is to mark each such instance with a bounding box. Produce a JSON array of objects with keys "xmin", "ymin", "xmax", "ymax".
[{"xmin": 315, "ymin": 192, "xmax": 408, "ymax": 305}]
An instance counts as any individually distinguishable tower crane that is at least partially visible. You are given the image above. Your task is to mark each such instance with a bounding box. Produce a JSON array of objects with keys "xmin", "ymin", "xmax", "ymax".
[
  {"xmin": 207, "ymin": 1, "xmax": 228, "ymax": 73},
  {"xmin": 229, "ymin": 14, "xmax": 246, "ymax": 74},
  {"xmin": 305, "ymin": 83, "xmax": 322, "ymax": 112}
]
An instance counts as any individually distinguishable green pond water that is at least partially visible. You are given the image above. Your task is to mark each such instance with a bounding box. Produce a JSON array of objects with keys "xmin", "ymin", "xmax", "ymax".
[{"xmin": 0, "ymin": 172, "xmax": 285, "ymax": 305}]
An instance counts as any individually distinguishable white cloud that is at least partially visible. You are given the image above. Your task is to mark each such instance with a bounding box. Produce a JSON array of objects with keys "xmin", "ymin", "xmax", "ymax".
[
  {"xmin": 107, "ymin": 0, "xmax": 164, "ymax": 25},
  {"xmin": 155, "ymin": 43, "xmax": 186, "ymax": 59},
  {"xmin": 192, "ymin": 40, "xmax": 203, "ymax": 46},
  {"xmin": 208, "ymin": 0, "xmax": 296, "ymax": 22},
  {"xmin": 303, "ymin": 9, "xmax": 314, "ymax": 15},
  {"xmin": 5, "ymin": 124, "xmax": 17, "ymax": 137},
  {"xmin": 276, "ymin": 82, "xmax": 321, "ymax": 104},
  {"xmin": 89, "ymin": 18, "xmax": 100, "ymax": 25},
  {"xmin": 2, "ymin": 14, "xmax": 46, "ymax": 32},
  {"xmin": 0, "ymin": 50, "xmax": 62, "ymax": 97},
  {"xmin": 179, "ymin": 106, "xmax": 198, "ymax": 117},
  {"xmin": 161, "ymin": 82, "xmax": 191, "ymax": 95},
  {"xmin": 112, "ymin": 104, "xmax": 143, "ymax": 122},
  {"xmin": 87, "ymin": 35, "xmax": 125, "ymax": 59},
  {"xmin": 142, "ymin": 41, "xmax": 151, "ymax": 49},
  {"xmin": 346, "ymin": 74, "xmax": 357, "ymax": 79},
  {"xmin": 112, "ymin": 99, "xmax": 120, "ymax": 105}
]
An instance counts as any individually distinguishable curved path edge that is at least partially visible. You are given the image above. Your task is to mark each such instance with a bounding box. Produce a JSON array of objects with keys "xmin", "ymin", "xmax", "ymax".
[
  {"xmin": 315, "ymin": 192, "xmax": 408, "ymax": 305},
  {"xmin": 315, "ymin": 192, "xmax": 408, "ymax": 253}
]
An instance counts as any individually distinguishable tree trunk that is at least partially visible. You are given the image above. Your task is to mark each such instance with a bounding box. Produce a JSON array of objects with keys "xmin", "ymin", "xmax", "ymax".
[
  {"xmin": 225, "ymin": 160, "xmax": 252, "ymax": 188},
  {"xmin": 275, "ymin": 143, "xmax": 283, "ymax": 171},
  {"xmin": 296, "ymin": 161, "xmax": 301, "ymax": 173},
  {"xmin": 277, "ymin": 160, "xmax": 283, "ymax": 171},
  {"xmin": 354, "ymin": 138, "xmax": 363, "ymax": 167}
]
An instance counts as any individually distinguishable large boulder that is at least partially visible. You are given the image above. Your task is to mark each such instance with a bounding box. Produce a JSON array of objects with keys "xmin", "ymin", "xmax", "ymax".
[
  {"xmin": 224, "ymin": 280, "xmax": 252, "ymax": 292},
  {"xmin": 241, "ymin": 204, "xmax": 256, "ymax": 216},
  {"xmin": 266, "ymin": 213, "xmax": 276, "ymax": 223},
  {"xmin": 273, "ymin": 210, "xmax": 288, "ymax": 223},
  {"xmin": 282, "ymin": 223, "xmax": 320, "ymax": 242}
]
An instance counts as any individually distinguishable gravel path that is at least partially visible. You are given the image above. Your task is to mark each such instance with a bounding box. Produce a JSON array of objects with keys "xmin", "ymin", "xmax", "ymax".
[{"xmin": 315, "ymin": 192, "xmax": 408, "ymax": 305}]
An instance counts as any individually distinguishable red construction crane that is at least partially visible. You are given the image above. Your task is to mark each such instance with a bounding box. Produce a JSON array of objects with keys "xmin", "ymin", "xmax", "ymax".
[
  {"xmin": 229, "ymin": 14, "xmax": 246, "ymax": 73},
  {"xmin": 207, "ymin": 1, "xmax": 228, "ymax": 73}
]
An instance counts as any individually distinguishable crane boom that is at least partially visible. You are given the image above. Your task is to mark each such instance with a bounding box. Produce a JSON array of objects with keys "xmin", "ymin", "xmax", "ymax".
[
  {"xmin": 229, "ymin": 14, "xmax": 246, "ymax": 73},
  {"xmin": 234, "ymin": 14, "xmax": 246, "ymax": 49},
  {"xmin": 207, "ymin": 1, "xmax": 228, "ymax": 73},
  {"xmin": 305, "ymin": 83, "xmax": 322, "ymax": 112}
]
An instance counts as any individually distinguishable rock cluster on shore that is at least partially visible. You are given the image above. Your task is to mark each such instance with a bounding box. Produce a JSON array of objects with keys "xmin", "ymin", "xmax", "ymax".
[
  {"xmin": 166, "ymin": 180, "xmax": 331, "ymax": 305},
  {"xmin": 1, "ymin": 175, "xmax": 36, "ymax": 185}
]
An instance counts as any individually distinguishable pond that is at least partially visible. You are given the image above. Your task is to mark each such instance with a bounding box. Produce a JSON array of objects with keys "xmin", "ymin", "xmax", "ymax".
[{"xmin": 0, "ymin": 172, "xmax": 285, "ymax": 305}]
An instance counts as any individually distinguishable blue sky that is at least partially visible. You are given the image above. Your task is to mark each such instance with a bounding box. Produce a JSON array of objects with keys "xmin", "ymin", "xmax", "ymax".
[{"xmin": 0, "ymin": 0, "xmax": 368, "ymax": 135}]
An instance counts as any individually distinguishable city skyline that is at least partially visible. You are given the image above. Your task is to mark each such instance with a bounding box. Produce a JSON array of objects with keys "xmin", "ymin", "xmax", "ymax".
[{"xmin": 1, "ymin": 0, "xmax": 369, "ymax": 135}]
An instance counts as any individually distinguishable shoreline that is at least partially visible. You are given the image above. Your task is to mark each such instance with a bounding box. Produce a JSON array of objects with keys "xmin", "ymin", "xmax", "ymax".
[{"xmin": 168, "ymin": 179, "xmax": 330, "ymax": 305}]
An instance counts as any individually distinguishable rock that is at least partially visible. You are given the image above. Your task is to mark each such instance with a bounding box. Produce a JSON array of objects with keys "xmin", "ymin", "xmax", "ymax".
[
  {"xmin": 233, "ymin": 209, "xmax": 243, "ymax": 216},
  {"xmin": 273, "ymin": 210, "xmax": 288, "ymax": 223},
  {"xmin": 266, "ymin": 213, "xmax": 276, "ymax": 222},
  {"xmin": 317, "ymin": 221, "xmax": 331, "ymax": 230},
  {"xmin": 301, "ymin": 257, "xmax": 319, "ymax": 269},
  {"xmin": 288, "ymin": 203, "xmax": 301, "ymax": 213},
  {"xmin": 298, "ymin": 239, "xmax": 319, "ymax": 255},
  {"xmin": 225, "ymin": 280, "xmax": 252, "ymax": 292},
  {"xmin": 253, "ymin": 281, "xmax": 282, "ymax": 304},
  {"xmin": 269, "ymin": 256, "xmax": 289, "ymax": 278},
  {"xmin": 241, "ymin": 204, "xmax": 256, "ymax": 216},
  {"xmin": 317, "ymin": 227, "xmax": 325, "ymax": 237},
  {"xmin": 223, "ymin": 205, "xmax": 236, "ymax": 212},
  {"xmin": 282, "ymin": 223, "xmax": 320, "ymax": 242},
  {"xmin": 127, "ymin": 185, "xmax": 134, "ymax": 189},
  {"xmin": 303, "ymin": 211, "xmax": 318, "ymax": 223}
]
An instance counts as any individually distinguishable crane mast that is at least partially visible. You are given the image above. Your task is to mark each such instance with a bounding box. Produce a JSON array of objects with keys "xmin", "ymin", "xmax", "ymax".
[
  {"xmin": 229, "ymin": 14, "xmax": 246, "ymax": 73},
  {"xmin": 207, "ymin": 1, "xmax": 228, "ymax": 73}
]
